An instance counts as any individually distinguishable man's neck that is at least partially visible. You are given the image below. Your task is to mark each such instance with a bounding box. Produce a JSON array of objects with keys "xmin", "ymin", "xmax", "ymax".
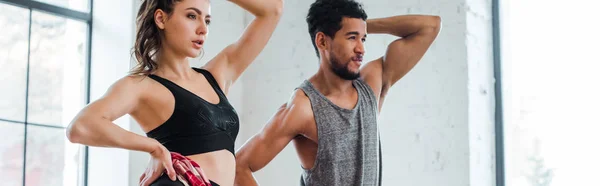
[{"xmin": 310, "ymin": 68, "xmax": 355, "ymax": 96}]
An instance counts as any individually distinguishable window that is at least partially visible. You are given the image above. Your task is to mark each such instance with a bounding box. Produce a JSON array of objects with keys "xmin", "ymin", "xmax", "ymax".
[
  {"xmin": 0, "ymin": 0, "xmax": 92, "ymax": 186},
  {"xmin": 496, "ymin": 0, "xmax": 600, "ymax": 185}
]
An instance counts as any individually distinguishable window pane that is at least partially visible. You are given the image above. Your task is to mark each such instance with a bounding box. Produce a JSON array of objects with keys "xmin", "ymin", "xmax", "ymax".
[
  {"xmin": 34, "ymin": 0, "xmax": 89, "ymax": 13},
  {"xmin": 502, "ymin": 0, "xmax": 600, "ymax": 186},
  {"xmin": 0, "ymin": 121, "xmax": 25, "ymax": 186},
  {"xmin": 27, "ymin": 11, "xmax": 88, "ymax": 127},
  {"xmin": 25, "ymin": 125, "xmax": 84, "ymax": 186},
  {"xmin": 0, "ymin": 3, "xmax": 29, "ymax": 122}
]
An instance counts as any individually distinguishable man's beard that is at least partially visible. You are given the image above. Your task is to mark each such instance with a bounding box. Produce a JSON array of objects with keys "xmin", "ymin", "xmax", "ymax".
[{"xmin": 329, "ymin": 53, "xmax": 360, "ymax": 80}]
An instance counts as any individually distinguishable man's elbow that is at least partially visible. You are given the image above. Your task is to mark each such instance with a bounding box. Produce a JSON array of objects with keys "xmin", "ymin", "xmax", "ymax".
[
  {"xmin": 427, "ymin": 16, "xmax": 442, "ymax": 32},
  {"xmin": 235, "ymin": 156, "xmax": 253, "ymax": 174}
]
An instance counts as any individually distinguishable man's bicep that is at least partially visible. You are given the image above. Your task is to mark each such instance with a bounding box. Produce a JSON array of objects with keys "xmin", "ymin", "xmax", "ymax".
[
  {"xmin": 361, "ymin": 58, "xmax": 385, "ymax": 100},
  {"xmin": 382, "ymin": 27, "xmax": 439, "ymax": 87},
  {"xmin": 238, "ymin": 102, "xmax": 306, "ymax": 172}
]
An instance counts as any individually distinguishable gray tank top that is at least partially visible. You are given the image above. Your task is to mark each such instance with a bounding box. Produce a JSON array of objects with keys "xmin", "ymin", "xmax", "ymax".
[{"xmin": 298, "ymin": 78, "xmax": 381, "ymax": 186}]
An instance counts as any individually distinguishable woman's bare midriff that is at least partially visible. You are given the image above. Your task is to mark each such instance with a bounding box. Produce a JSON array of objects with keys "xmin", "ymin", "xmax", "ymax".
[{"xmin": 186, "ymin": 150, "xmax": 236, "ymax": 186}]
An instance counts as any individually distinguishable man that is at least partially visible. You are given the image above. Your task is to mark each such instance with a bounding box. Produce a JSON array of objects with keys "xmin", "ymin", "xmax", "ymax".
[{"xmin": 235, "ymin": 0, "xmax": 441, "ymax": 185}]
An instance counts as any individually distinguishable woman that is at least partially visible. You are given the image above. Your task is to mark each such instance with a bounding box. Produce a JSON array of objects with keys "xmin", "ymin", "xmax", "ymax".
[{"xmin": 66, "ymin": 0, "xmax": 282, "ymax": 185}]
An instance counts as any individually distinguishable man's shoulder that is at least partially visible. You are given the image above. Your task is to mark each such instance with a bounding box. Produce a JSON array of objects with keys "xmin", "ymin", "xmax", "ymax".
[{"xmin": 279, "ymin": 89, "xmax": 315, "ymax": 128}]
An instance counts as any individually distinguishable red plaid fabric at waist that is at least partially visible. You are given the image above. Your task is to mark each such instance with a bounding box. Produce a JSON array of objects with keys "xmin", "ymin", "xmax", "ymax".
[{"xmin": 170, "ymin": 152, "xmax": 213, "ymax": 186}]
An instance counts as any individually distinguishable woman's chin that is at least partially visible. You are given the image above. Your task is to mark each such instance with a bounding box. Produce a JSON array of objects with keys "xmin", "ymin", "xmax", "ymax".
[{"xmin": 188, "ymin": 49, "xmax": 203, "ymax": 58}]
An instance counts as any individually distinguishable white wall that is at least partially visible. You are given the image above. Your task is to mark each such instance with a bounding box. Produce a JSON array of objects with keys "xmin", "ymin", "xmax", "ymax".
[
  {"xmin": 87, "ymin": 0, "xmax": 134, "ymax": 186},
  {"xmin": 466, "ymin": 0, "xmax": 496, "ymax": 185},
  {"xmin": 368, "ymin": 0, "xmax": 470, "ymax": 184}
]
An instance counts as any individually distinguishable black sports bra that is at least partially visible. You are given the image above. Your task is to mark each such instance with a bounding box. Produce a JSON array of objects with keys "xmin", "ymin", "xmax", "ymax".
[{"xmin": 146, "ymin": 68, "xmax": 239, "ymax": 156}]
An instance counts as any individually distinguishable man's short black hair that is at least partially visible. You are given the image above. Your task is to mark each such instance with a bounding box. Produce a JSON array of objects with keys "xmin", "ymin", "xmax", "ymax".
[{"xmin": 306, "ymin": 0, "xmax": 368, "ymax": 57}]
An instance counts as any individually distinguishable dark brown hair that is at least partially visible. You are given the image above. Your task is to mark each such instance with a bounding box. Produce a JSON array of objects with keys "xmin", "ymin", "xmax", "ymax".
[
  {"xmin": 131, "ymin": 0, "xmax": 182, "ymax": 75},
  {"xmin": 306, "ymin": 0, "xmax": 367, "ymax": 58}
]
